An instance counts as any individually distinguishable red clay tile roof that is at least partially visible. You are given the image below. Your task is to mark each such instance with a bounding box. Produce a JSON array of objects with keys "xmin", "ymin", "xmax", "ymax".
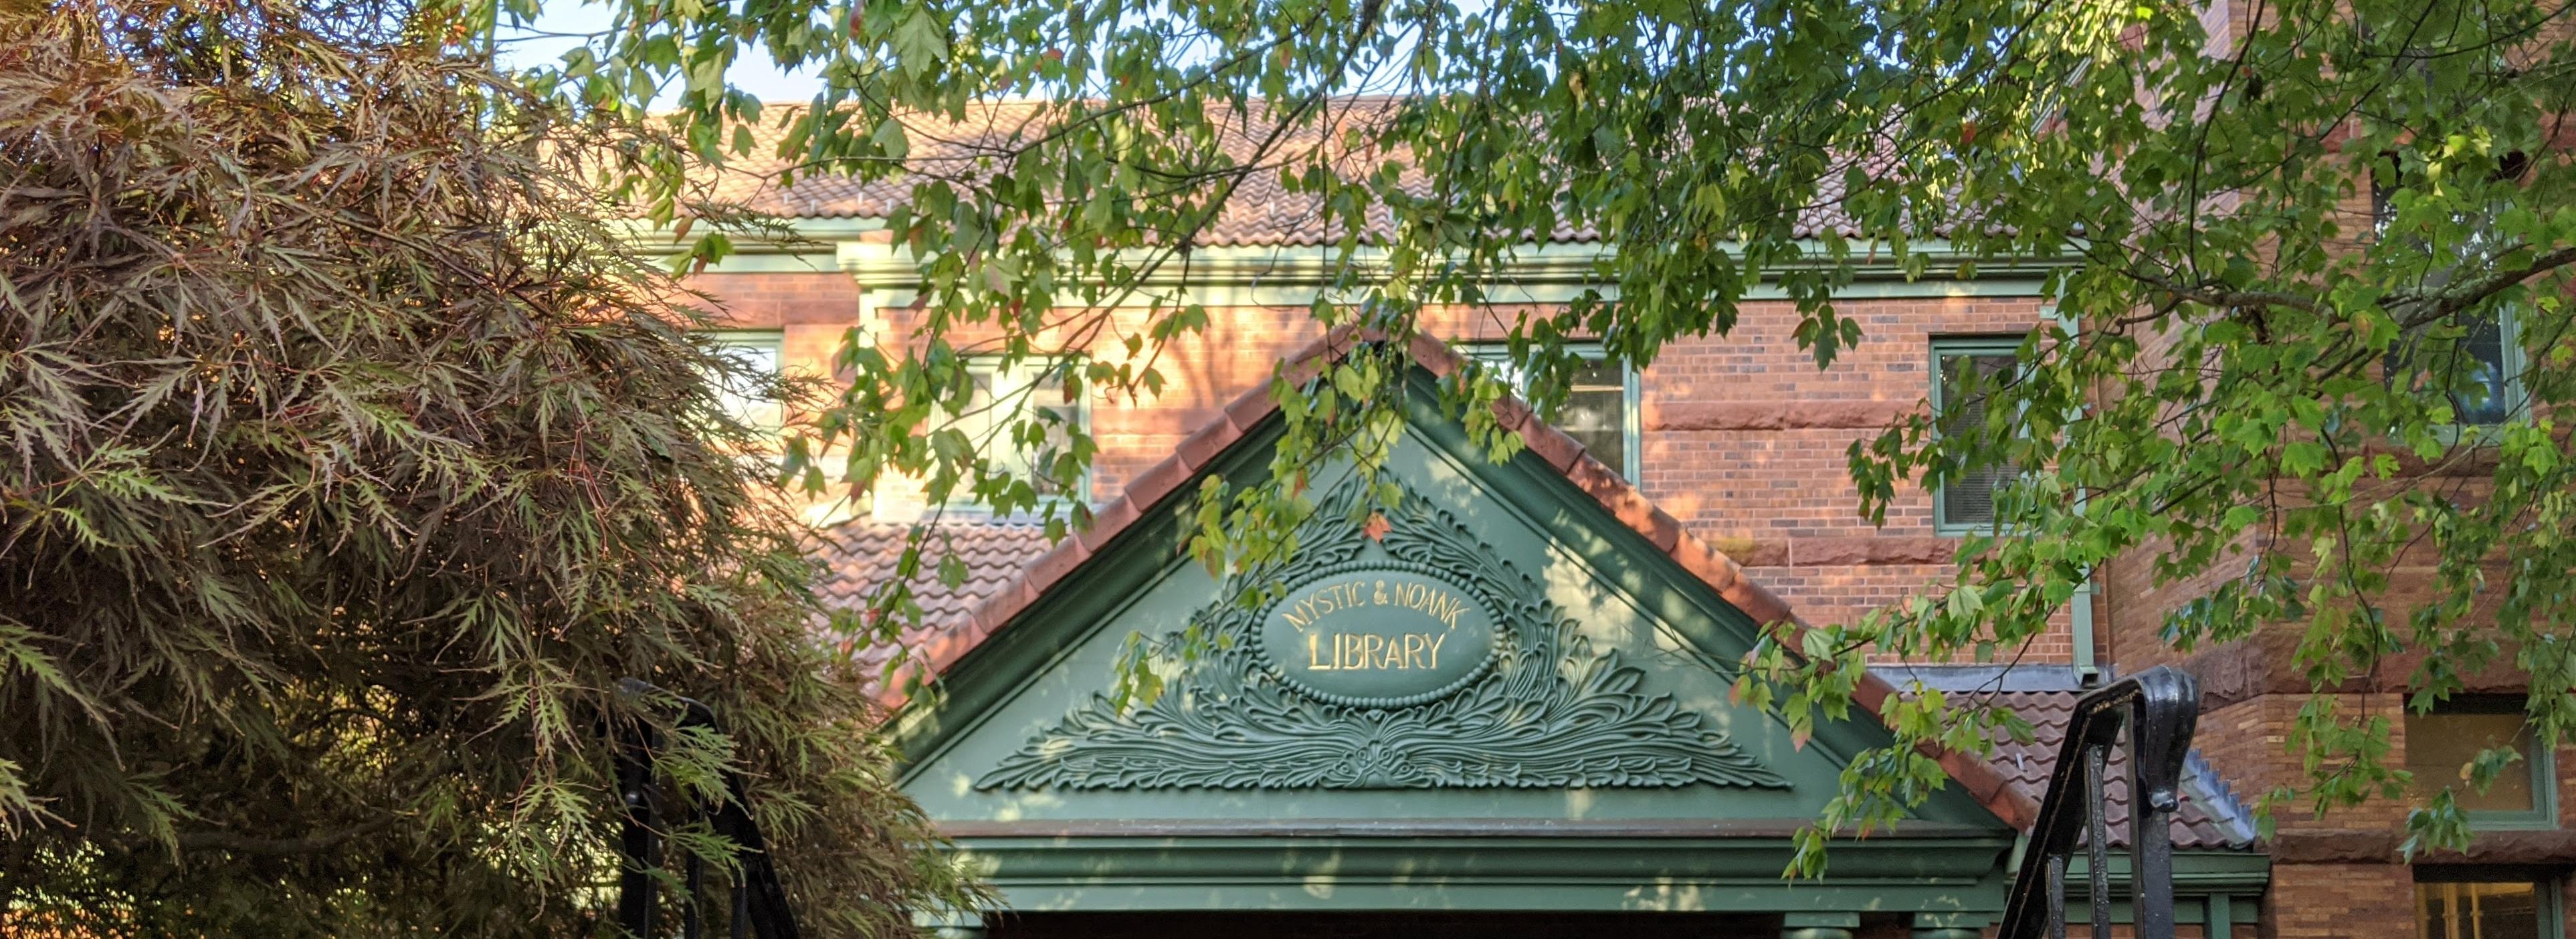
[
  {"xmin": 1983, "ymin": 691, "xmax": 2258, "ymax": 850},
  {"xmin": 809, "ymin": 519, "xmax": 1052, "ymax": 674},
  {"xmin": 824, "ymin": 326, "xmax": 2046, "ymax": 831},
  {"xmin": 684, "ymin": 99, "xmax": 1889, "ymax": 243}
]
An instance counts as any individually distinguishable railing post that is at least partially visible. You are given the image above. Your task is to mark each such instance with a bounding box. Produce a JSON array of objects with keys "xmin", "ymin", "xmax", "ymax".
[
  {"xmin": 1996, "ymin": 665, "xmax": 2201, "ymax": 939},
  {"xmin": 616, "ymin": 718, "xmax": 662, "ymax": 938},
  {"xmin": 615, "ymin": 678, "xmax": 805, "ymax": 939},
  {"xmin": 2124, "ymin": 668, "xmax": 2199, "ymax": 939}
]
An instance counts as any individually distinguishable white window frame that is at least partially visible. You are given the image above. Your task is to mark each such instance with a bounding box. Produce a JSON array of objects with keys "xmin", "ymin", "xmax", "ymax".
[
  {"xmin": 1930, "ymin": 335, "xmax": 2029, "ymax": 536},
  {"xmin": 1462, "ymin": 342, "xmax": 1640, "ymax": 479},
  {"xmin": 702, "ymin": 329, "xmax": 786, "ymax": 439},
  {"xmin": 953, "ymin": 356, "xmax": 1090, "ymax": 512}
]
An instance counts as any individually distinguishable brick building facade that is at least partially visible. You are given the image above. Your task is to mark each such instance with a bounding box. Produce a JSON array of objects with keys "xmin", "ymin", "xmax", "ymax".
[{"xmin": 664, "ymin": 104, "xmax": 2559, "ymax": 939}]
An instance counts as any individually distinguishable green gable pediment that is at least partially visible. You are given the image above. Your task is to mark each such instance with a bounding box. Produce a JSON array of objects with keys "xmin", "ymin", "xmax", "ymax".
[{"xmin": 890, "ymin": 372, "xmax": 2014, "ymax": 916}]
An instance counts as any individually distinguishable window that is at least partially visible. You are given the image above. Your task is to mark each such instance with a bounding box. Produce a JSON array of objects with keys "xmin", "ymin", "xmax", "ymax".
[
  {"xmin": 955, "ymin": 357, "xmax": 1086, "ymax": 504},
  {"xmin": 704, "ymin": 330, "xmax": 785, "ymax": 434},
  {"xmin": 1931, "ymin": 336, "xmax": 2026, "ymax": 534},
  {"xmin": 2416, "ymin": 869, "xmax": 2562, "ymax": 939},
  {"xmin": 2407, "ymin": 702, "xmax": 2557, "ymax": 827},
  {"xmin": 2375, "ymin": 154, "xmax": 2526, "ymax": 429},
  {"xmin": 1464, "ymin": 344, "xmax": 1638, "ymax": 478},
  {"xmin": 2386, "ymin": 306, "xmax": 2520, "ymax": 428}
]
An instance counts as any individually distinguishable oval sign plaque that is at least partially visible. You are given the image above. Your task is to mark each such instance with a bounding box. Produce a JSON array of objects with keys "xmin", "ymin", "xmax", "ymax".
[{"xmin": 1256, "ymin": 568, "xmax": 1498, "ymax": 708}]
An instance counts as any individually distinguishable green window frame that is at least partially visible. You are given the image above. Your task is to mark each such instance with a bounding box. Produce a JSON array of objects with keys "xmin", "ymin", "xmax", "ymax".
[
  {"xmin": 1462, "ymin": 342, "xmax": 1640, "ymax": 480},
  {"xmin": 2415, "ymin": 866, "xmax": 2566, "ymax": 939},
  {"xmin": 2407, "ymin": 698, "xmax": 2559, "ymax": 831},
  {"xmin": 2384, "ymin": 304, "xmax": 2525, "ymax": 435},
  {"xmin": 1930, "ymin": 335, "xmax": 2029, "ymax": 536}
]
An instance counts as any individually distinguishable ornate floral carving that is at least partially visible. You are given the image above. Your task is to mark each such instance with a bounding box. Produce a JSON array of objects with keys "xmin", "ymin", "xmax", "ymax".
[{"xmin": 975, "ymin": 476, "xmax": 1787, "ymax": 791}]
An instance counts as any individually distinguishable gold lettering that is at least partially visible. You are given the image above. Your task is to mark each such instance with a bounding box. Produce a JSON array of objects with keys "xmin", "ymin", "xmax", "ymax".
[
  {"xmin": 1307, "ymin": 633, "xmax": 1332, "ymax": 670},
  {"xmin": 1427, "ymin": 633, "xmax": 1446, "ymax": 669}
]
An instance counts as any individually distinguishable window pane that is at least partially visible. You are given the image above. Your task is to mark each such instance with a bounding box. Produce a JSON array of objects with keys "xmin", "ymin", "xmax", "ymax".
[
  {"xmin": 2456, "ymin": 312, "xmax": 2510, "ymax": 425},
  {"xmin": 2387, "ymin": 311, "xmax": 2512, "ymax": 426},
  {"xmin": 1935, "ymin": 348, "xmax": 2019, "ymax": 529},
  {"xmin": 1467, "ymin": 348, "xmax": 1632, "ymax": 479},
  {"xmin": 2417, "ymin": 881, "xmax": 2544, "ymax": 939},
  {"xmin": 1558, "ymin": 358, "xmax": 1627, "ymax": 476},
  {"xmin": 961, "ymin": 361, "xmax": 1080, "ymax": 499},
  {"xmin": 706, "ymin": 332, "xmax": 784, "ymax": 433},
  {"xmin": 2407, "ymin": 711, "xmax": 2540, "ymax": 814}
]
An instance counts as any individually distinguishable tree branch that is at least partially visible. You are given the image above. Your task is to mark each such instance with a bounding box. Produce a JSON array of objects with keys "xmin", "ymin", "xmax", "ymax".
[{"xmin": 173, "ymin": 817, "xmax": 396, "ymax": 856}]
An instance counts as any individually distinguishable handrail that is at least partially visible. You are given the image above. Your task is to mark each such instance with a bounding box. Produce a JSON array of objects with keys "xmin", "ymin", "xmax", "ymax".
[
  {"xmin": 615, "ymin": 677, "xmax": 804, "ymax": 939},
  {"xmin": 1997, "ymin": 665, "xmax": 2200, "ymax": 939}
]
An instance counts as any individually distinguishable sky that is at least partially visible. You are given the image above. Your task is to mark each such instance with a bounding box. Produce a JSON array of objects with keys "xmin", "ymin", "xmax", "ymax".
[{"xmin": 492, "ymin": 1, "xmax": 827, "ymax": 108}]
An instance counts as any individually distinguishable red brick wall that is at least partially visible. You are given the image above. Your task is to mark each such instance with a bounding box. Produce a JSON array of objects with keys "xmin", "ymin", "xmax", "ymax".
[
  {"xmin": 690, "ymin": 271, "xmax": 2075, "ymax": 657},
  {"xmin": 1636, "ymin": 296, "xmax": 2070, "ymax": 659},
  {"xmin": 2265, "ymin": 863, "xmax": 2417, "ymax": 939}
]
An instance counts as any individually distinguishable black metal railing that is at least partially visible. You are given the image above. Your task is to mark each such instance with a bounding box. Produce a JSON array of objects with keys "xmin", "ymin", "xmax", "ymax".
[
  {"xmin": 615, "ymin": 678, "xmax": 803, "ymax": 939},
  {"xmin": 1997, "ymin": 666, "xmax": 2201, "ymax": 939}
]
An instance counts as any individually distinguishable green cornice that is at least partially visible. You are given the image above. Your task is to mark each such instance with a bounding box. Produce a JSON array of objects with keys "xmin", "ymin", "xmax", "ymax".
[
  {"xmin": 828, "ymin": 239, "xmax": 2062, "ymax": 304},
  {"xmin": 948, "ymin": 833, "xmax": 2018, "ymax": 913},
  {"xmin": 614, "ymin": 213, "xmax": 2070, "ymax": 299},
  {"xmin": 939, "ymin": 832, "xmax": 2263, "ymax": 917}
]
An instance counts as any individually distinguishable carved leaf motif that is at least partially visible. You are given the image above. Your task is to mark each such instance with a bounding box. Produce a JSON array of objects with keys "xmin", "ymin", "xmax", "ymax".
[{"xmin": 976, "ymin": 476, "xmax": 1789, "ymax": 791}]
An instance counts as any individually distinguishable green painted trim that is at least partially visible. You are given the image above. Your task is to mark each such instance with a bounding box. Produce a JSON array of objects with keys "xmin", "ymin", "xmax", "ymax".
[
  {"xmin": 689, "ymin": 251, "xmax": 846, "ymax": 274},
  {"xmin": 2058, "ymin": 851, "xmax": 2272, "ymax": 889},
  {"xmin": 701, "ymin": 328, "xmax": 785, "ymax": 349},
  {"xmin": 1927, "ymin": 334, "xmax": 2031, "ymax": 536},
  {"xmin": 2069, "ymin": 575, "xmax": 2097, "ymax": 680},
  {"xmin": 949, "ymin": 834, "xmax": 2016, "ymax": 914},
  {"xmin": 2555, "ymin": 877, "xmax": 2569, "ymax": 939},
  {"xmin": 2043, "ymin": 852, "xmax": 2268, "ymax": 927},
  {"xmin": 2205, "ymin": 893, "xmax": 2233, "ymax": 939},
  {"xmin": 831, "ymin": 239, "xmax": 2062, "ymax": 307},
  {"xmin": 834, "ymin": 240, "xmax": 2074, "ymax": 288},
  {"xmin": 2417, "ymin": 698, "xmax": 2564, "ymax": 831},
  {"xmin": 611, "ymin": 215, "xmax": 888, "ymax": 245}
]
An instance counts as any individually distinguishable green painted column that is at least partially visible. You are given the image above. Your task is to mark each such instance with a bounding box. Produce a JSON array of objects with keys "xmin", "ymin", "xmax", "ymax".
[
  {"xmin": 1783, "ymin": 912, "xmax": 1860, "ymax": 939},
  {"xmin": 914, "ymin": 910, "xmax": 986, "ymax": 938},
  {"xmin": 2205, "ymin": 893, "xmax": 2234, "ymax": 939},
  {"xmin": 1912, "ymin": 912, "xmax": 1993, "ymax": 939}
]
